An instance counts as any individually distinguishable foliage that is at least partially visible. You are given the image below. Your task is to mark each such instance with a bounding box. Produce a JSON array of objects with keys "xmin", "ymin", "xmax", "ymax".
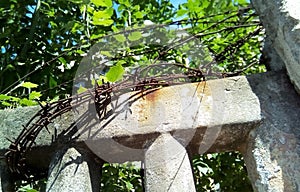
[
  {"xmin": 99, "ymin": 152, "xmax": 253, "ymax": 191},
  {"xmin": 193, "ymin": 152, "xmax": 253, "ymax": 191},
  {"xmin": 101, "ymin": 163, "xmax": 143, "ymax": 191},
  {"xmin": 16, "ymin": 179, "xmax": 46, "ymax": 192},
  {"xmin": 0, "ymin": 0, "xmax": 178, "ymax": 107},
  {"xmin": 0, "ymin": 0, "xmax": 265, "ymax": 191},
  {"xmin": 0, "ymin": 0, "xmax": 265, "ymax": 107}
]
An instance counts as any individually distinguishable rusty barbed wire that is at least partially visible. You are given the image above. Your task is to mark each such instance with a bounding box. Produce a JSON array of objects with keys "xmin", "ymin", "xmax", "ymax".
[
  {"xmin": 5, "ymin": 63, "xmax": 205, "ymax": 181},
  {"xmin": 3, "ymin": 6, "xmax": 264, "ymax": 183}
]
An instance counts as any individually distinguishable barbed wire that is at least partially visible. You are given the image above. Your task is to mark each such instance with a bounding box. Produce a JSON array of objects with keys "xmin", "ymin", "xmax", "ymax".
[
  {"xmin": 5, "ymin": 63, "xmax": 205, "ymax": 181},
  {"xmin": 3, "ymin": 6, "xmax": 264, "ymax": 183}
]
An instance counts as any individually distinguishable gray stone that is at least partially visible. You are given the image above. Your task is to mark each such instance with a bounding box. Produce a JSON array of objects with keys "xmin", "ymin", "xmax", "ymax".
[
  {"xmin": 252, "ymin": 0, "xmax": 300, "ymax": 94},
  {"xmin": 244, "ymin": 71, "xmax": 300, "ymax": 192},
  {"xmin": 0, "ymin": 106, "xmax": 40, "ymax": 149},
  {"xmin": 46, "ymin": 147, "xmax": 92, "ymax": 192},
  {"xmin": 144, "ymin": 133, "xmax": 196, "ymax": 192}
]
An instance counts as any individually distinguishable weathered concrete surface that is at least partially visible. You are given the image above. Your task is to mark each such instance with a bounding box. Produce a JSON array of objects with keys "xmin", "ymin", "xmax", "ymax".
[
  {"xmin": 0, "ymin": 106, "xmax": 41, "ymax": 150},
  {"xmin": 144, "ymin": 133, "xmax": 196, "ymax": 192},
  {"xmin": 46, "ymin": 147, "xmax": 92, "ymax": 192},
  {"xmin": 252, "ymin": 0, "xmax": 300, "ymax": 93},
  {"xmin": 244, "ymin": 71, "xmax": 300, "ymax": 192},
  {"xmin": 0, "ymin": 76, "xmax": 261, "ymax": 164}
]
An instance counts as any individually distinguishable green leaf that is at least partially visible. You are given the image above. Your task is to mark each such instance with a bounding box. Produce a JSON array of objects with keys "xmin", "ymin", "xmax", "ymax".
[
  {"xmin": 133, "ymin": 11, "xmax": 143, "ymax": 19},
  {"xmin": 95, "ymin": 76, "xmax": 108, "ymax": 85},
  {"xmin": 71, "ymin": 22, "xmax": 83, "ymax": 34},
  {"xmin": 90, "ymin": 33, "xmax": 103, "ymax": 40},
  {"xmin": 114, "ymin": 34, "xmax": 126, "ymax": 42},
  {"xmin": 91, "ymin": 0, "xmax": 112, "ymax": 7},
  {"xmin": 111, "ymin": 25, "xmax": 119, "ymax": 32},
  {"xmin": 93, "ymin": 19, "xmax": 114, "ymax": 26},
  {"xmin": 17, "ymin": 184, "xmax": 39, "ymax": 192},
  {"xmin": 176, "ymin": 9, "xmax": 187, "ymax": 17},
  {"xmin": 92, "ymin": 8, "xmax": 114, "ymax": 26},
  {"xmin": 27, "ymin": 190, "xmax": 38, "ymax": 192},
  {"xmin": 119, "ymin": 0, "xmax": 130, "ymax": 7},
  {"xmin": 0, "ymin": 94, "xmax": 12, "ymax": 100},
  {"xmin": 29, "ymin": 91, "xmax": 42, "ymax": 100},
  {"xmin": 133, "ymin": 5, "xmax": 140, "ymax": 10},
  {"xmin": 76, "ymin": 49, "xmax": 86, "ymax": 55},
  {"xmin": 21, "ymin": 82, "xmax": 38, "ymax": 89},
  {"xmin": 58, "ymin": 57, "xmax": 67, "ymax": 65},
  {"xmin": 128, "ymin": 31, "xmax": 142, "ymax": 41},
  {"xmin": 6, "ymin": 64, "xmax": 15, "ymax": 69},
  {"xmin": 1, "ymin": 101, "xmax": 12, "ymax": 107},
  {"xmin": 106, "ymin": 62, "xmax": 124, "ymax": 82},
  {"xmin": 19, "ymin": 98, "xmax": 37, "ymax": 106},
  {"xmin": 77, "ymin": 85, "xmax": 87, "ymax": 94},
  {"xmin": 125, "ymin": 180, "xmax": 133, "ymax": 190},
  {"xmin": 236, "ymin": 0, "xmax": 249, "ymax": 6},
  {"xmin": 100, "ymin": 51, "xmax": 113, "ymax": 57},
  {"xmin": 10, "ymin": 96, "xmax": 20, "ymax": 102},
  {"xmin": 49, "ymin": 76, "xmax": 57, "ymax": 88},
  {"xmin": 93, "ymin": 8, "xmax": 114, "ymax": 19}
]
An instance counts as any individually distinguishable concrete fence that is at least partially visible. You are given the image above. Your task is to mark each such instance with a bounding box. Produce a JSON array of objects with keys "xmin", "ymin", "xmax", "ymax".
[
  {"xmin": 0, "ymin": 71, "xmax": 300, "ymax": 192},
  {"xmin": 1, "ymin": 0, "xmax": 300, "ymax": 191}
]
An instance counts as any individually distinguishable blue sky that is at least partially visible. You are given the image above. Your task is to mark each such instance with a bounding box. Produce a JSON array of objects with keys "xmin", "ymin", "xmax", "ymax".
[{"xmin": 170, "ymin": 0, "xmax": 187, "ymax": 8}]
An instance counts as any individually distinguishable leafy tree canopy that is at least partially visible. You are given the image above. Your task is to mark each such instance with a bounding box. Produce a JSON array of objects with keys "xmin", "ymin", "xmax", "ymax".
[{"xmin": 0, "ymin": 0, "xmax": 264, "ymax": 108}]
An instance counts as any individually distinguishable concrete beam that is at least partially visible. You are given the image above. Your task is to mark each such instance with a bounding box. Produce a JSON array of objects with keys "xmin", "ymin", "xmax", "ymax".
[{"xmin": 0, "ymin": 76, "xmax": 261, "ymax": 164}]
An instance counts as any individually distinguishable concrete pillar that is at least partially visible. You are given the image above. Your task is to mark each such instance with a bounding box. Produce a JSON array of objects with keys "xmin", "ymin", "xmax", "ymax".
[
  {"xmin": 144, "ymin": 133, "xmax": 196, "ymax": 192},
  {"xmin": 244, "ymin": 72, "xmax": 300, "ymax": 191},
  {"xmin": 46, "ymin": 147, "xmax": 93, "ymax": 192}
]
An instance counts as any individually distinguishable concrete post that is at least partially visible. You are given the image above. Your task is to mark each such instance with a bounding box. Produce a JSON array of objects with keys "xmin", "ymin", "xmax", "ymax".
[
  {"xmin": 46, "ymin": 147, "xmax": 93, "ymax": 192},
  {"xmin": 144, "ymin": 133, "xmax": 196, "ymax": 192},
  {"xmin": 244, "ymin": 72, "xmax": 300, "ymax": 191}
]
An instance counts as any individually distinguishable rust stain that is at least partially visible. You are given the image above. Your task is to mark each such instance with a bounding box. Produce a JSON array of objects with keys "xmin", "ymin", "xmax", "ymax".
[
  {"xmin": 134, "ymin": 89, "xmax": 161, "ymax": 125},
  {"xmin": 134, "ymin": 82, "xmax": 212, "ymax": 126},
  {"xmin": 134, "ymin": 87, "xmax": 174, "ymax": 128},
  {"xmin": 193, "ymin": 81, "xmax": 211, "ymax": 98},
  {"xmin": 145, "ymin": 89, "xmax": 159, "ymax": 103},
  {"xmin": 137, "ymin": 82, "xmax": 212, "ymax": 108}
]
